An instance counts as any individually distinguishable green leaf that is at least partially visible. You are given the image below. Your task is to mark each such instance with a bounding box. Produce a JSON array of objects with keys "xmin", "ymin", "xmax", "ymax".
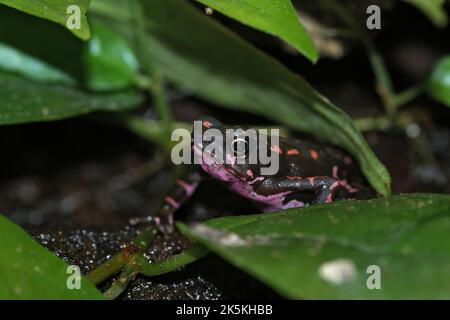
[
  {"xmin": 179, "ymin": 194, "xmax": 450, "ymax": 299},
  {"xmin": 0, "ymin": 215, "xmax": 104, "ymax": 299},
  {"xmin": 0, "ymin": 72, "xmax": 143, "ymax": 125},
  {"xmin": 132, "ymin": 0, "xmax": 390, "ymax": 196},
  {"xmin": 89, "ymin": 0, "xmax": 132, "ymax": 21},
  {"xmin": 83, "ymin": 20, "xmax": 139, "ymax": 91},
  {"xmin": 406, "ymin": 0, "xmax": 448, "ymax": 28},
  {"xmin": 195, "ymin": 0, "xmax": 318, "ymax": 63},
  {"xmin": 0, "ymin": 42, "xmax": 75, "ymax": 85},
  {"xmin": 0, "ymin": 0, "xmax": 91, "ymax": 40},
  {"xmin": 427, "ymin": 55, "xmax": 450, "ymax": 107},
  {"xmin": 0, "ymin": 5, "xmax": 85, "ymax": 83}
]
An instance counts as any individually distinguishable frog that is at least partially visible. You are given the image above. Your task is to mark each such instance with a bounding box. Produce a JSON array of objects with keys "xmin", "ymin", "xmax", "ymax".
[{"xmin": 138, "ymin": 116, "xmax": 369, "ymax": 233}]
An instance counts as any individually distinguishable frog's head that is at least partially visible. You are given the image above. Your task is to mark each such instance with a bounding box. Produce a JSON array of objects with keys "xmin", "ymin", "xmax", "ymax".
[{"xmin": 192, "ymin": 116, "xmax": 260, "ymax": 183}]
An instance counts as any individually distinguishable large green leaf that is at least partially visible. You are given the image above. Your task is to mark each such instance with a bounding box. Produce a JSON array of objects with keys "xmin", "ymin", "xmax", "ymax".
[
  {"xmin": 0, "ymin": 0, "xmax": 91, "ymax": 40},
  {"xmin": 195, "ymin": 0, "xmax": 318, "ymax": 63},
  {"xmin": 135, "ymin": 0, "xmax": 391, "ymax": 196},
  {"xmin": 0, "ymin": 215, "xmax": 104, "ymax": 299},
  {"xmin": 0, "ymin": 42, "xmax": 75, "ymax": 85},
  {"xmin": 0, "ymin": 72, "xmax": 143, "ymax": 125},
  {"xmin": 83, "ymin": 20, "xmax": 139, "ymax": 91},
  {"xmin": 179, "ymin": 194, "xmax": 450, "ymax": 299},
  {"xmin": 0, "ymin": 4, "xmax": 85, "ymax": 83},
  {"xmin": 406, "ymin": 0, "xmax": 448, "ymax": 28},
  {"xmin": 427, "ymin": 55, "xmax": 450, "ymax": 107}
]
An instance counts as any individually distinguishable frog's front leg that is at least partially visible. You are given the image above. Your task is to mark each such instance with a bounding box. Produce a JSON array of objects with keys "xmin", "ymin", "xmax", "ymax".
[
  {"xmin": 130, "ymin": 171, "xmax": 201, "ymax": 234},
  {"xmin": 257, "ymin": 176, "xmax": 339, "ymax": 205}
]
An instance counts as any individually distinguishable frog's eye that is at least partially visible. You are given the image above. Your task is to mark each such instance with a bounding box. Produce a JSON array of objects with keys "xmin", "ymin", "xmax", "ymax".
[{"xmin": 232, "ymin": 137, "xmax": 249, "ymax": 159}]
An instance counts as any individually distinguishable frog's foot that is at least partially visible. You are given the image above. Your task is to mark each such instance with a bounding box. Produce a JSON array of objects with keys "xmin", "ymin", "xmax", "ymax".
[
  {"xmin": 314, "ymin": 177, "xmax": 340, "ymax": 204},
  {"xmin": 332, "ymin": 165, "xmax": 359, "ymax": 194}
]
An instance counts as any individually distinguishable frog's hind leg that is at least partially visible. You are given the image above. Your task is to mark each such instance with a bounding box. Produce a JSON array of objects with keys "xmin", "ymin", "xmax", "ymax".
[{"xmin": 130, "ymin": 171, "xmax": 201, "ymax": 234}]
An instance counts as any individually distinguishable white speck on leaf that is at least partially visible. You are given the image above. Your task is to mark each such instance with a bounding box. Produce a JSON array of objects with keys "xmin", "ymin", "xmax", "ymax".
[
  {"xmin": 42, "ymin": 108, "xmax": 49, "ymax": 117},
  {"xmin": 192, "ymin": 224, "xmax": 246, "ymax": 246},
  {"xmin": 318, "ymin": 258, "xmax": 357, "ymax": 285}
]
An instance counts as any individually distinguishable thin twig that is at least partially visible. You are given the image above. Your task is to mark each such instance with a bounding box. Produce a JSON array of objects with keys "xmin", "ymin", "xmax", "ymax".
[
  {"xmin": 353, "ymin": 116, "xmax": 393, "ymax": 132},
  {"xmin": 86, "ymin": 228, "xmax": 157, "ymax": 285},
  {"xmin": 103, "ymin": 257, "xmax": 140, "ymax": 299},
  {"xmin": 392, "ymin": 84, "xmax": 424, "ymax": 108},
  {"xmin": 138, "ymin": 244, "xmax": 209, "ymax": 277}
]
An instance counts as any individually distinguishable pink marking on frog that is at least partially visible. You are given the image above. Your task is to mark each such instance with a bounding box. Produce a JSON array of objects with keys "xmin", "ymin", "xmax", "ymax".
[
  {"xmin": 226, "ymin": 154, "xmax": 236, "ymax": 165},
  {"xmin": 332, "ymin": 166, "xmax": 359, "ymax": 193},
  {"xmin": 326, "ymin": 181, "xmax": 340, "ymax": 203},
  {"xmin": 203, "ymin": 121, "xmax": 213, "ymax": 128},
  {"xmin": 271, "ymin": 145, "xmax": 282, "ymax": 154},
  {"xmin": 177, "ymin": 179, "xmax": 198, "ymax": 196},
  {"xmin": 330, "ymin": 181, "xmax": 340, "ymax": 190},
  {"xmin": 287, "ymin": 149, "xmax": 300, "ymax": 155},
  {"xmin": 332, "ymin": 165, "xmax": 339, "ymax": 178},
  {"xmin": 165, "ymin": 196, "xmax": 179, "ymax": 209},
  {"xmin": 228, "ymin": 178, "xmax": 290, "ymax": 209},
  {"xmin": 339, "ymin": 179, "xmax": 359, "ymax": 193},
  {"xmin": 249, "ymin": 176, "xmax": 264, "ymax": 185},
  {"xmin": 194, "ymin": 143, "xmax": 295, "ymax": 210},
  {"xmin": 194, "ymin": 145, "xmax": 234, "ymax": 182},
  {"xmin": 282, "ymin": 199, "xmax": 305, "ymax": 209}
]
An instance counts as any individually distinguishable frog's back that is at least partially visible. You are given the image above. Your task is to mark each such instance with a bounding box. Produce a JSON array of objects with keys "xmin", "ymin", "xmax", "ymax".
[{"xmin": 277, "ymin": 137, "xmax": 360, "ymax": 182}]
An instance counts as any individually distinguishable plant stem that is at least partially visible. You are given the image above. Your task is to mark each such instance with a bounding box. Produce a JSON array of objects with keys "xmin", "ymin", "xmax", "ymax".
[
  {"xmin": 103, "ymin": 258, "xmax": 140, "ymax": 299},
  {"xmin": 364, "ymin": 43, "xmax": 424, "ymax": 117},
  {"xmin": 120, "ymin": 115, "xmax": 191, "ymax": 152},
  {"xmin": 131, "ymin": 0, "xmax": 173, "ymax": 146},
  {"xmin": 97, "ymin": 244, "xmax": 208, "ymax": 299},
  {"xmin": 138, "ymin": 244, "xmax": 209, "ymax": 277},
  {"xmin": 89, "ymin": 0, "xmax": 132, "ymax": 22},
  {"xmin": 86, "ymin": 252, "xmax": 127, "ymax": 286},
  {"xmin": 86, "ymin": 228, "xmax": 157, "ymax": 285},
  {"xmin": 151, "ymin": 72, "xmax": 174, "ymax": 147},
  {"xmin": 321, "ymin": 0, "xmax": 404, "ymax": 118},
  {"xmin": 322, "ymin": 0, "xmax": 360, "ymax": 30},
  {"xmin": 392, "ymin": 84, "xmax": 424, "ymax": 108},
  {"xmin": 363, "ymin": 41, "xmax": 397, "ymax": 116},
  {"xmin": 353, "ymin": 115, "xmax": 393, "ymax": 132}
]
